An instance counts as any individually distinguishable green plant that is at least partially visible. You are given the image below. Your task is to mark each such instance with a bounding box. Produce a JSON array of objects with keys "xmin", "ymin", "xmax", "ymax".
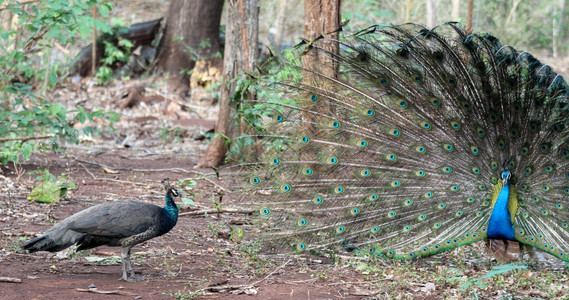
[
  {"xmin": 447, "ymin": 263, "xmax": 528, "ymax": 293},
  {"xmin": 168, "ymin": 287, "xmax": 203, "ymax": 300},
  {"xmin": 181, "ymin": 37, "xmax": 222, "ymax": 69},
  {"xmin": 159, "ymin": 125, "xmax": 186, "ymax": 144},
  {"xmin": 95, "ymin": 22, "xmax": 134, "ymax": 85},
  {"xmin": 10, "ymin": 236, "xmax": 28, "ymax": 253},
  {"xmin": 177, "ymin": 178, "xmax": 196, "ymax": 207},
  {"xmin": 0, "ymin": 0, "xmax": 117, "ymax": 165},
  {"xmin": 27, "ymin": 169, "xmax": 75, "ymax": 203}
]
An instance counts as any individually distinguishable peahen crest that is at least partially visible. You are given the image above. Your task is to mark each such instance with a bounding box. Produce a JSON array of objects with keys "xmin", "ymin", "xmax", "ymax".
[{"xmin": 226, "ymin": 23, "xmax": 569, "ymax": 261}]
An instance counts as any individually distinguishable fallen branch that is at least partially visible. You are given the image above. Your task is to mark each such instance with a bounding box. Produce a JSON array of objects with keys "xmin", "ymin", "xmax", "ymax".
[
  {"xmin": 78, "ymin": 163, "xmax": 147, "ymax": 187},
  {"xmin": 179, "ymin": 208, "xmax": 252, "ymax": 217},
  {"xmin": 76, "ymin": 288, "xmax": 137, "ymax": 296},
  {"xmin": 70, "ymin": 155, "xmax": 227, "ymax": 192},
  {"xmin": 71, "ymin": 155, "xmax": 205, "ymax": 175},
  {"xmin": 0, "ymin": 277, "xmax": 22, "ymax": 283},
  {"xmin": 145, "ymin": 87, "xmax": 200, "ymax": 114},
  {"xmin": 0, "ymin": 134, "xmax": 54, "ymax": 142}
]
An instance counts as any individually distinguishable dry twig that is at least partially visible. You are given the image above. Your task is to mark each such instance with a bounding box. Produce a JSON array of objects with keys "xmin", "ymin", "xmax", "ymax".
[
  {"xmin": 76, "ymin": 288, "xmax": 137, "ymax": 296},
  {"xmin": 0, "ymin": 277, "xmax": 22, "ymax": 283},
  {"xmin": 0, "ymin": 134, "xmax": 54, "ymax": 142}
]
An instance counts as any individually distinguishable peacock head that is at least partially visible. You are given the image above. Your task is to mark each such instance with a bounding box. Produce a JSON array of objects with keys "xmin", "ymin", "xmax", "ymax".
[{"xmin": 501, "ymin": 170, "xmax": 511, "ymax": 184}]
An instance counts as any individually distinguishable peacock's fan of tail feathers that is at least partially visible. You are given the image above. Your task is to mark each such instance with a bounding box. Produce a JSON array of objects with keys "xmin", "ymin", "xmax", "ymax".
[{"xmin": 225, "ymin": 22, "xmax": 569, "ymax": 261}]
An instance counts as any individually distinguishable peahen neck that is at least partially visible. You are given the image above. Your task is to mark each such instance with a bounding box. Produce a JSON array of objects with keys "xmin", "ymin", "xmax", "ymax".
[
  {"xmin": 161, "ymin": 190, "xmax": 179, "ymax": 232},
  {"xmin": 487, "ymin": 170, "xmax": 515, "ymax": 241}
]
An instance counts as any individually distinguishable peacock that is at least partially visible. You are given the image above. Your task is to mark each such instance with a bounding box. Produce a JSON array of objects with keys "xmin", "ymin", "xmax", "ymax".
[
  {"xmin": 224, "ymin": 22, "xmax": 569, "ymax": 262},
  {"xmin": 22, "ymin": 187, "xmax": 180, "ymax": 281}
]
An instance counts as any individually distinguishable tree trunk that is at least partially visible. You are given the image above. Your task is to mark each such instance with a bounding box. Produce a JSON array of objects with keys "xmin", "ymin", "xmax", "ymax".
[
  {"xmin": 304, "ymin": 0, "xmax": 340, "ymax": 78},
  {"xmin": 156, "ymin": 0, "xmax": 224, "ymax": 93},
  {"xmin": 405, "ymin": 0, "xmax": 412, "ymax": 22},
  {"xmin": 273, "ymin": 0, "xmax": 289, "ymax": 52},
  {"xmin": 426, "ymin": 0, "xmax": 437, "ymax": 28},
  {"xmin": 467, "ymin": 0, "xmax": 473, "ymax": 33},
  {"xmin": 300, "ymin": 0, "xmax": 340, "ymax": 161},
  {"xmin": 452, "ymin": 0, "xmax": 460, "ymax": 21},
  {"xmin": 553, "ymin": 0, "xmax": 567, "ymax": 58},
  {"xmin": 197, "ymin": 0, "xmax": 259, "ymax": 168}
]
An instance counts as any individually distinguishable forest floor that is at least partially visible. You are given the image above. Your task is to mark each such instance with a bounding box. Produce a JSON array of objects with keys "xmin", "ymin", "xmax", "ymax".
[
  {"xmin": 2, "ymin": 0, "xmax": 569, "ymax": 294},
  {"xmin": 0, "ymin": 75, "xmax": 569, "ymax": 300}
]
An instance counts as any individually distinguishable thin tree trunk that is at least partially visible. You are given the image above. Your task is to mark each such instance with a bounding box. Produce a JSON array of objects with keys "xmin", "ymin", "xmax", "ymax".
[
  {"xmin": 405, "ymin": 0, "xmax": 412, "ymax": 22},
  {"xmin": 506, "ymin": 0, "xmax": 522, "ymax": 25},
  {"xmin": 197, "ymin": 0, "xmax": 259, "ymax": 168},
  {"xmin": 467, "ymin": 0, "xmax": 473, "ymax": 33},
  {"xmin": 273, "ymin": 0, "xmax": 289, "ymax": 52},
  {"xmin": 553, "ymin": 0, "xmax": 567, "ymax": 57},
  {"xmin": 426, "ymin": 0, "xmax": 437, "ymax": 28},
  {"xmin": 91, "ymin": 7, "xmax": 97, "ymax": 76},
  {"xmin": 452, "ymin": 0, "xmax": 460, "ymax": 21}
]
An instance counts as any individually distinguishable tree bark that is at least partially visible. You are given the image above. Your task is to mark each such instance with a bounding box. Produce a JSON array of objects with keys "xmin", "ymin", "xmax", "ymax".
[
  {"xmin": 197, "ymin": 0, "xmax": 259, "ymax": 168},
  {"xmin": 156, "ymin": 0, "xmax": 224, "ymax": 93}
]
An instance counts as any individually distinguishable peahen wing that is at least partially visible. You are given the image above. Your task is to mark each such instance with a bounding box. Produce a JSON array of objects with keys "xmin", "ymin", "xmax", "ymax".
[{"xmin": 227, "ymin": 23, "xmax": 569, "ymax": 260}]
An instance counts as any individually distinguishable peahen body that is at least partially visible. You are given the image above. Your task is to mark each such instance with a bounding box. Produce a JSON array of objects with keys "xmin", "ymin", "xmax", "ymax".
[
  {"xmin": 22, "ymin": 187, "xmax": 180, "ymax": 281},
  {"xmin": 227, "ymin": 23, "xmax": 569, "ymax": 261}
]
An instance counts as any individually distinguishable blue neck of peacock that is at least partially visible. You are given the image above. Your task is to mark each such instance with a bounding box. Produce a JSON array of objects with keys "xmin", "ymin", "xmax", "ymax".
[
  {"xmin": 487, "ymin": 170, "xmax": 515, "ymax": 240},
  {"xmin": 163, "ymin": 191, "xmax": 179, "ymax": 228}
]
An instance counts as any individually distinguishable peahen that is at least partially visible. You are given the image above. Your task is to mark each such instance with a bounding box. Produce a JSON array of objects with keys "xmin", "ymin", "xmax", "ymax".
[
  {"xmin": 226, "ymin": 22, "xmax": 569, "ymax": 262},
  {"xmin": 22, "ymin": 187, "xmax": 180, "ymax": 281}
]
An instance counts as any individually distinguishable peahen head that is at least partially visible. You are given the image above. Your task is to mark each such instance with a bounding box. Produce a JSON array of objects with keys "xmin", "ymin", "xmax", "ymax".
[{"xmin": 165, "ymin": 188, "xmax": 180, "ymax": 207}]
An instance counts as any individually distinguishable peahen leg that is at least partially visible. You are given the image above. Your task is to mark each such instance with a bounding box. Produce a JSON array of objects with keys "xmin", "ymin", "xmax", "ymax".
[{"xmin": 120, "ymin": 246, "xmax": 145, "ymax": 282}]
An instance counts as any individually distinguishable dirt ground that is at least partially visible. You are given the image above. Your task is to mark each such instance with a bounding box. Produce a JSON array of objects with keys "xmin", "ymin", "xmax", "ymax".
[{"xmin": 0, "ymin": 147, "xmax": 368, "ymax": 300}]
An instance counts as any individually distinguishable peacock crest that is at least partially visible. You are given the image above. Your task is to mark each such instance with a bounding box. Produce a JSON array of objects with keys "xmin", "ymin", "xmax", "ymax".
[{"xmin": 225, "ymin": 22, "xmax": 569, "ymax": 261}]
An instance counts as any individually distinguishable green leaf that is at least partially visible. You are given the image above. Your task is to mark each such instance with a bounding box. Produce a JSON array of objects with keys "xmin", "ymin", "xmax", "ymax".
[
  {"xmin": 98, "ymin": 4, "xmax": 110, "ymax": 17},
  {"xmin": 480, "ymin": 263, "xmax": 527, "ymax": 279},
  {"xmin": 48, "ymin": 70, "xmax": 58, "ymax": 86},
  {"xmin": 181, "ymin": 197, "xmax": 195, "ymax": 206},
  {"xmin": 28, "ymin": 180, "xmax": 62, "ymax": 203},
  {"xmin": 183, "ymin": 180, "xmax": 197, "ymax": 187}
]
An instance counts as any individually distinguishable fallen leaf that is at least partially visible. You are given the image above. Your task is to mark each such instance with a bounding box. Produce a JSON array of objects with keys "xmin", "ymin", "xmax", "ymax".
[{"xmin": 102, "ymin": 167, "xmax": 119, "ymax": 174}]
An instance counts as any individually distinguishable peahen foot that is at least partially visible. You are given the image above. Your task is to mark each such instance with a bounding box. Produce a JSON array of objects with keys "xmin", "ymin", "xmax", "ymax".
[{"xmin": 121, "ymin": 273, "xmax": 146, "ymax": 282}]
